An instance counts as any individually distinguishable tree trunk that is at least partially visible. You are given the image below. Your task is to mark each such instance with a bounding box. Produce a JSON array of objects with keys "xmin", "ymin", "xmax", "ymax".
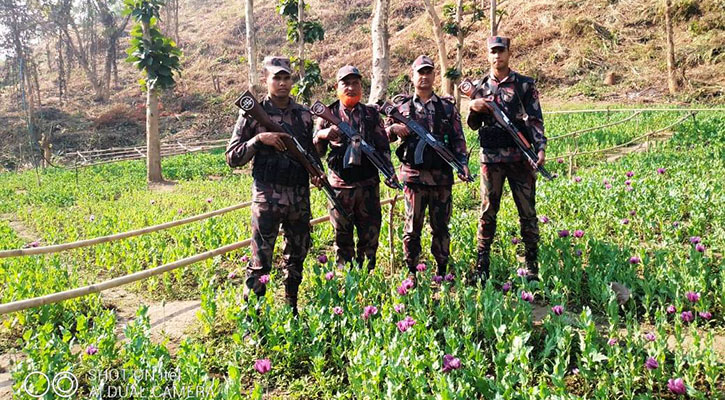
[
  {"xmin": 369, "ymin": 0, "xmax": 391, "ymax": 104},
  {"xmin": 490, "ymin": 0, "xmax": 497, "ymax": 35},
  {"xmin": 298, "ymin": 0, "xmax": 305, "ymax": 78},
  {"xmin": 142, "ymin": 19, "xmax": 163, "ymax": 183},
  {"xmin": 454, "ymin": 0, "xmax": 464, "ymax": 107},
  {"xmin": 664, "ymin": 0, "xmax": 678, "ymax": 94},
  {"xmin": 422, "ymin": 0, "xmax": 453, "ymax": 96},
  {"xmin": 245, "ymin": 0, "xmax": 259, "ymax": 94},
  {"xmin": 174, "ymin": 0, "xmax": 179, "ymax": 44}
]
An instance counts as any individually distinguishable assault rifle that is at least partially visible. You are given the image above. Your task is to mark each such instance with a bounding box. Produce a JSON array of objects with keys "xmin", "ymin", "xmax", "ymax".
[
  {"xmin": 459, "ymin": 78, "xmax": 553, "ymax": 180},
  {"xmin": 378, "ymin": 101, "xmax": 474, "ymax": 182},
  {"xmin": 310, "ymin": 101, "xmax": 403, "ymax": 190},
  {"xmin": 234, "ymin": 90, "xmax": 350, "ymax": 220}
]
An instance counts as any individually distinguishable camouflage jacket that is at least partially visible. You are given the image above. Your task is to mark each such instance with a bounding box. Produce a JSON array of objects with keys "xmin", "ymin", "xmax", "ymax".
[
  {"xmin": 314, "ymin": 101, "xmax": 394, "ymax": 189},
  {"xmin": 225, "ymin": 95, "xmax": 314, "ymax": 205},
  {"xmin": 467, "ymin": 70, "xmax": 546, "ymax": 163},
  {"xmin": 385, "ymin": 93, "xmax": 468, "ymax": 186}
]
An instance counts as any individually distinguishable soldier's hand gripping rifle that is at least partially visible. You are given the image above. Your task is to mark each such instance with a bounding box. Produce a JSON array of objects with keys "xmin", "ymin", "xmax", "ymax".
[
  {"xmin": 459, "ymin": 78, "xmax": 553, "ymax": 180},
  {"xmin": 378, "ymin": 101, "xmax": 475, "ymax": 183},
  {"xmin": 310, "ymin": 101, "xmax": 403, "ymax": 190},
  {"xmin": 234, "ymin": 90, "xmax": 351, "ymax": 220}
]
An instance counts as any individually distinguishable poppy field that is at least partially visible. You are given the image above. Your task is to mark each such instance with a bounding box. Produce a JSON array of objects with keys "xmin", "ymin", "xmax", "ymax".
[{"xmin": 0, "ymin": 109, "xmax": 723, "ymax": 399}]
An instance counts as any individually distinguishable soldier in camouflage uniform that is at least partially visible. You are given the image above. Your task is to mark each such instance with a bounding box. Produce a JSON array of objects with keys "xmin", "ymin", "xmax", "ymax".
[
  {"xmin": 225, "ymin": 56, "xmax": 320, "ymax": 314},
  {"xmin": 314, "ymin": 66, "xmax": 399, "ymax": 271},
  {"xmin": 467, "ymin": 37, "xmax": 547, "ymax": 282},
  {"xmin": 386, "ymin": 55, "xmax": 470, "ymax": 278}
]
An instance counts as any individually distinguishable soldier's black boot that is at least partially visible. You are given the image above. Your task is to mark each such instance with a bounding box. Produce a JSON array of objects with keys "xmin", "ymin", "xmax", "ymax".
[
  {"xmin": 284, "ymin": 283, "xmax": 299, "ymax": 317},
  {"xmin": 524, "ymin": 245, "xmax": 539, "ymax": 282},
  {"xmin": 470, "ymin": 250, "xmax": 490, "ymax": 285},
  {"xmin": 436, "ymin": 263, "xmax": 447, "ymax": 278}
]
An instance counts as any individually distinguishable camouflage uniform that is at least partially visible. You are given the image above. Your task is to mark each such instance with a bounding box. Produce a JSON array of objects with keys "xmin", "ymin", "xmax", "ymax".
[
  {"xmin": 314, "ymin": 91, "xmax": 394, "ymax": 270},
  {"xmin": 387, "ymin": 88, "xmax": 468, "ymax": 276},
  {"xmin": 225, "ymin": 59, "xmax": 314, "ymax": 310},
  {"xmin": 467, "ymin": 37, "xmax": 547, "ymax": 278}
]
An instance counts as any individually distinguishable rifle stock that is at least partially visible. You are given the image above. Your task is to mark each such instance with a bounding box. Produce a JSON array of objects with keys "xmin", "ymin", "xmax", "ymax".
[
  {"xmin": 459, "ymin": 79, "xmax": 553, "ymax": 181},
  {"xmin": 234, "ymin": 91, "xmax": 351, "ymax": 220}
]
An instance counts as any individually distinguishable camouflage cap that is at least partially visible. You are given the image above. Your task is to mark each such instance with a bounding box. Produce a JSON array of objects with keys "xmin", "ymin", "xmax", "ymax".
[
  {"xmin": 487, "ymin": 36, "xmax": 510, "ymax": 50},
  {"xmin": 411, "ymin": 55, "xmax": 435, "ymax": 71},
  {"xmin": 263, "ymin": 56, "xmax": 292, "ymax": 75},
  {"xmin": 336, "ymin": 65, "xmax": 362, "ymax": 81}
]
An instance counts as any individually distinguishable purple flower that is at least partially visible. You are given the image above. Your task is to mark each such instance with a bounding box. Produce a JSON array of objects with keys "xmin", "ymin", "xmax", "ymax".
[
  {"xmin": 621, "ymin": 218, "xmax": 630, "ymax": 225},
  {"xmin": 699, "ymin": 311, "xmax": 712, "ymax": 320},
  {"xmin": 397, "ymin": 285, "xmax": 408, "ymax": 296},
  {"xmin": 574, "ymin": 176, "xmax": 582, "ymax": 182},
  {"xmin": 607, "ymin": 337, "xmax": 618, "ymax": 346},
  {"xmin": 681, "ymin": 311, "xmax": 694, "ymax": 323},
  {"xmin": 666, "ymin": 305, "xmax": 676, "ymax": 314},
  {"xmin": 150, "ymin": 199, "xmax": 156, "ymax": 205},
  {"xmin": 625, "ymin": 180, "xmax": 632, "ymax": 186},
  {"xmin": 603, "ymin": 178, "xmax": 609, "ymax": 184},
  {"xmin": 517, "ymin": 268, "xmax": 529, "ymax": 277},
  {"xmin": 396, "ymin": 316, "xmax": 416, "ymax": 333},
  {"xmin": 259, "ymin": 275, "xmax": 270, "ymax": 285},
  {"xmin": 626, "ymin": 171, "xmax": 634, "ymax": 178},
  {"xmin": 629, "ymin": 256, "xmax": 640, "ymax": 264},
  {"xmin": 444, "ymin": 273, "xmax": 455, "ymax": 282},
  {"xmin": 686, "ymin": 291, "xmax": 700, "ymax": 303},
  {"xmin": 318, "ymin": 254, "xmax": 328, "ymax": 264},
  {"xmin": 667, "ymin": 378, "xmax": 686, "ymax": 395},
  {"xmin": 402, "ymin": 278, "xmax": 415, "ymax": 290},
  {"xmin": 206, "ymin": 197, "xmax": 213, "ymax": 204},
  {"xmin": 689, "ymin": 236, "xmax": 701, "ymax": 244},
  {"xmin": 605, "ymin": 183, "xmax": 612, "ymax": 189},
  {"xmin": 552, "ymin": 173, "xmax": 559, "ymax": 179},
  {"xmin": 178, "ymin": 209, "xmax": 183, "ymax": 215},
  {"xmin": 695, "ymin": 244, "xmax": 705, "ymax": 253},
  {"xmin": 28, "ymin": 240, "xmax": 40, "ymax": 248},
  {"xmin": 558, "ymin": 230, "xmax": 570, "ymax": 238},
  {"xmin": 254, "ymin": 359, "xmax": 271, "ymax": 374},
  {"xmin": 416, "ymin": 263, "xmax": 427, "ymax": 272},
  {"xmin": 432, "ymin": 275, "xmax": 443, "ymax": 284},
  {"xmin": 325, "ymin": 271, "xmax": 335, "ymax": 281},
  {"xmin": 442, "ymin": 354, "xmax": 462, "ymax": 373},
  {"xmin": 241, "ymin": 255, "xmax": 249, "ymax": 263},
  {"xmin": 394, "ymin": 303, "xmax": 405, "ymax": 313},
  {"xmin": 645, "ymin": 357, "xmax": 659, "ymax": 370},
  {"xmin": 362, "ymin": 305, "xmax": 378, "ymax": 320},
  {"xmin": 573, "ymin": 229, "xmax": 584, "ymax": 238},
  {"xmin": 85, "ymin": 345, "xmax": 98, "ymax": 356},
  {"xmin": 557, "ymin": 158, "xmax": 564, "ymax": 164},
  {"xmin": 552, "ymin": 305, "xmax": 564, "ymax": 315},
  {"xmin": 625, "ymin": 186, "xmax": 633, "ymax": 192},
  {"xmin": 629, "ymin": 210, "xmax": 637, "ymax": 216},
  {"xmin": 657, "ymin": 168, "xmax": 666, "ymax": 175},
  {"xmin": 575, "ymin": 249, "xmax": 583, "ymax": 257},
  {"xmin": 643, "ymin": 332, "xmax": 656, "ymax": 342},
  {"xmin": 332, "ymin": 306, "xmax": 343, "ymax": 315},
  {"xmin": 502, "ymin": 281, "xmax": 512, "ymax": 293},
  {"xmin": 511, "ymin": 237, "xmax": 521, "ymax": 245},
  {"xmin": 89, "ymin": 214, "xmax": 96, "ymax": 222},
  {"xmin": 539, "ymin": 216, "xmax": 550, "ymax": 224},
  {"xmin": 672, "ymin": 221, "xmax": 680, "ymax": 227},
  {"xmin": 521, "ymin": 291, "xmax": 534, "ymax": 303},
  {"xmin": 572, "ymin": 367, "xmax": 580, "ymax": 375},
  {"xmin": 227, "ymin": 271, "xmax": 237, "ymax": 280}
]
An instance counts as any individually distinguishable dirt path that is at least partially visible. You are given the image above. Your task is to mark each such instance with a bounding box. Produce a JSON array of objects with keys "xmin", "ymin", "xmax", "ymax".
[
  {"xmin": 0, "ymin": 213, "xmax": 40, "ymax": 244},
  {"xmin": 605, "ymin": 130, "xmax": 674, "ymax": 163},
  {"xmin": 102, "ymin": 287, "xmax": 201, "ymax": 355}
]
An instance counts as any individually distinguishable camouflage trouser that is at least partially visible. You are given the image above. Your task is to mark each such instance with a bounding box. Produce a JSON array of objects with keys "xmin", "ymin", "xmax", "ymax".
[
  {"xmin": 403, "ymin": 183, "xmax": 453, "ymax": 275},
  {"xmin": 329, "ymin": 183, "xmax": 382, "ymax": 269},
  {"xmin": 247, "ymin": 197, "xmax": 311, "ymax": 301},
  {"xmin": 478, "ymin": 160, "xmax": 539, "ymax": 252}
]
